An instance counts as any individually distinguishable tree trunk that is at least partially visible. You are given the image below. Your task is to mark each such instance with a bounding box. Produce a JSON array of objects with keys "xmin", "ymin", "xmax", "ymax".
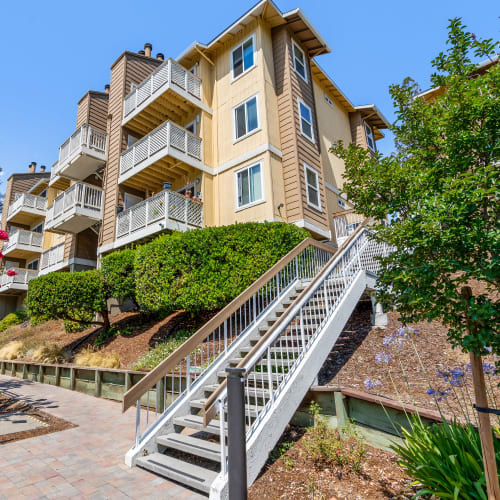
[
  {"xmin": 469, "ymin": 353, "xmax": 500, "ymax": 500},
  {"xmin": 101, "ymin": 309, "xmax": 110, "ymax": 332}
]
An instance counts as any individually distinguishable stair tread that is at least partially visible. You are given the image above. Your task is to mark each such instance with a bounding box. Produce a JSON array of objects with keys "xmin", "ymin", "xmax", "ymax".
[
  {"xmin": 203, "ymin": 384, "xmax": 269, "ymax": 398},
  {"xmin": 157, "ymin": 433, "xmax": 224, "ymax": 462},
  {"xmin": 190, "ymin": 398, "xmax": 264, "ymax": 414},
  {"xmin": 136, "ymin": 452, "xmax": 217, "ymax": 493},
  {"xmin": 217, "ymin": 370, "xmax": 283, "ymax": 381},
  {"xmin": 174, "ymin": 414, "xmax": 224, "ymax": 435}
]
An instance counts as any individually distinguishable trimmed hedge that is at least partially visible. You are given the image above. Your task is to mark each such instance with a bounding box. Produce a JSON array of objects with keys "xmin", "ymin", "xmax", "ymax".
[
  {"xmin": 135, "ymin": 222, "xmax": 309, "ymax": 314},
  {"xmin": 101, "ymin": 248, "xmax": 137, "ymax": 303},
  {"xmin": 0, "ymin": 311, "xmax": 27, "ymax": 332},
  {"xmin": 26, "ymin": 270, "xmax": 109, "ymax": 331}
]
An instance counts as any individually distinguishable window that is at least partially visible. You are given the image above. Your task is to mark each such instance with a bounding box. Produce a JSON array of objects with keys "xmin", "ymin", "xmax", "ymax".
[
  {"xmin": 324, "ymin": 94, "xmax": 333, "ymax": 107},
  {"xmin": 27, "ymin": 259, "xmax": 39, "ymax": 271},
  {"xmin": 39, "ymin": 189, "xmax": 47, "ymax": 198},
  {"xmin": 304, "ymin": 164, "xmax": 321, "ymax": 210},
  {"xmin": 127, "ymin": 133, "xmax": 139, "ymax": 147},
  {"xmin": 185, "ymin": 120, "xmax": 196, "ymax": 135},
  {"xmin": 124, "ymin": 192, "xmax": 143, "ymax": 209},
  {"xmin": 189, "ymin": 63, "xmax": 198, "ymax": 76},
  {"xmin": 178, "ymin": 183, "xmax": 196, "ymax": 198},
  {"xmin": 231, "ymin": 34, "xmax": 255, "ymax": 80},
  {"xmin": 31, "ymin": 223, "xmax": 43, "ymax": 234},
  {"xmin": 236, "ymin": 162, "xmax": 263, "ymax": 209},
  {"xmin": 364, "ymin": 123, "xmax": 376, "ymax": 151},
  {"xmin": 298, "ymin": 99, "xmax": 314, "ymax": 143},
  {"xmin": 338, "ymin": 198, "xmax": 346, "ymax": 209},
  {"xmin": 292, "ymin": 41, "xmax": 307, "ymax": 82},
  {"xmin": 234, "ymin": 95, "xmax": 259, "ymax": 141}
]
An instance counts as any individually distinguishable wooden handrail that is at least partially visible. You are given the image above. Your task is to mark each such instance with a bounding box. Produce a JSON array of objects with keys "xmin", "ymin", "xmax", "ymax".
[
  {"xmin": 202, "ymin": 220, "xmax": 371, "ymax": 425},
  {"xmin": 331, "ymin": 209, "xmax": 356, "ymax": 218},
  {"xmin": 121, "ymin": 237, "xmax": 335, "ymax": 412}
]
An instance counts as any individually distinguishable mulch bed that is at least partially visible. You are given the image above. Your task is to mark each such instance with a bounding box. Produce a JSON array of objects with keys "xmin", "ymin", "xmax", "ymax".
[
  {"xmin": 248, "ymin": 425, "xmax": 415, "ymax": 500},
  {"xmin": 0, "ymin": 392, "xmax": 76, "ymax": 445}
]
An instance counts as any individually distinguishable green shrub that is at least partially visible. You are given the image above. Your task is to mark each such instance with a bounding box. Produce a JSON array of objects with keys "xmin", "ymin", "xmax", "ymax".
[
  {"xmin": 133, "ymin": 330, "xmax": 192, "ymax": 370},
  {"xmin": 393, "ymin": 415, "xmax": 500, "ymax": 499},
  {"xmin": 101, "ymin": 248, "xmax": 137, "ymax": 303},
  {"xmin": 0, "ymin": 311, "xmax": 27, "ymax": 332},
  {"xmin": 135, "ymin": 222, "xmax": 308, "ymax": 315},
  {"xmin": 26, "ymin": 270, "xmax": 110, "ymax": 331}
]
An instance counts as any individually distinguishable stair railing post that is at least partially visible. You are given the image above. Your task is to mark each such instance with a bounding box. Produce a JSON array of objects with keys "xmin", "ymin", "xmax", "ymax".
[
  {"xmin": 135, "ymin": 399, "xmax": 141, "ymax": 448},
  {"xmin": 226, "ymin": 367, "xmax": 248, "ymax": 500}
]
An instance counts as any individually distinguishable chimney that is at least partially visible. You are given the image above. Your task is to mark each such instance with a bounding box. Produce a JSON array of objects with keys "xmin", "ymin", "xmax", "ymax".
[
  {"xmin": 104, "ymin": 84, "xmax": 110, "ymax": 94},
  {"xmin": 40, "ymin": 165, "xmax": 46, "ymax": 172},
  {"xmin": 138, "ymin": 50, "xmax": 145, "ymax": 55},
  {"xmin": 144, "ymin": 43, "xmax": 152, "ymax": 58},
  {"xmin": 28, "ymin": 161, "xmax": 36, "ymax": 174},
  {"xmin": 156, "ymin": 53, "xmax": 164, "ymax": 61}
]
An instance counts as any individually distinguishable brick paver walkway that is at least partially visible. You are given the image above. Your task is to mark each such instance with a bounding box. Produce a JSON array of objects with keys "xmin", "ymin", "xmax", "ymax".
[{"xmin": 0, "ymin": 375, "xmax": 205, "ymax": 499}]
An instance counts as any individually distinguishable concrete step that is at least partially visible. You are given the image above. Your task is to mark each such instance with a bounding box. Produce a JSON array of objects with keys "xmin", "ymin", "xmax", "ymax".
[
  {"xmin": 136, "ymin": 452, "xmax": 218, "ymax": 494},
  {"xmin": 157, "ymin": 433, "xmax": 224, "ymax": 463},
  {"xmin": 173, "ymin": 414, "xmax": 224, "ymax": 435}
]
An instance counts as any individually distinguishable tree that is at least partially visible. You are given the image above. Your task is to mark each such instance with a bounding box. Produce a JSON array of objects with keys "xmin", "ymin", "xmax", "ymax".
[{"xmin": 332, "ymin": 19, "xmax": 499, "ymax": 496}]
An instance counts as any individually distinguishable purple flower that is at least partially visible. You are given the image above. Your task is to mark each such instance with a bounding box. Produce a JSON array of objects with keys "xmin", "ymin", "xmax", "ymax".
[
  {"xmin": 483, "ymin": 363, "xmax": 496, "ymax": 375},
  {"xmin": 364, "ymin": 378, "xmax": 382, "ymax": 391},
  {"xmin": 375, "ymin": 352, "xmax": 392, "ymax": 364},
  {"xmin": 427, "ymin": 388, "xmax": 435, "ymax": 396}
]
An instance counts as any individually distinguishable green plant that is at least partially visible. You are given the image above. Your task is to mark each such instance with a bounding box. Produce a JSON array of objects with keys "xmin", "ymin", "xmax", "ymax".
[
  {"xmin": 101, "ymin": 248, "xmax": 137, "ymax": 304},
  {"xmin": 393, "ymin": 415, "xmax": 500, "ymax": 499},
  {"xmin": 135, "ymin": 222, "xmax": 308, "ymax": 315},
  {"xmin": 270, "ymin": 441, "xmax": 294, "ymax": 461},
  {"xmin": 303, "ymin": 402, "xmax": 366, "ymax": 472},
  {"xmin": 63, "ymin": 319, "xmax": 90, "ymax": 333},
  {"xmin": 30, "ymin": 343, "xmax": 65, "ymax": 364},
  {"xmin": 0, "ymin": 310, "xmax": 27, "ymax": 332},
  {"xmin": 26, "ymin": 270, "xmax": 110, "ymax": 332},
  {"xmin": 282, "ymin": 455, "xmax": 294, "ymax": 470},
  {"xmin": 331, "ymin": 20, "xmax": 499, "ymax": 356},
  {"xmin": 133, "ymin": 330, "xmax": 193, "ymax": 370}
]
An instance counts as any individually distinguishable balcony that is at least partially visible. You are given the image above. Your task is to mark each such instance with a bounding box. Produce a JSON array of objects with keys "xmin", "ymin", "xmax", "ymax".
[
  {"xmin": 332, "ymin": 210, "xmax": 364, "ymax": 245},
  {"xmin": 0, "ymin": 268, "xmax": 38, "ymax": 294},
  {"xmin": 122, "ymin": 58, "xmax": 210, "ymax": 136},
  {"xmin": 50, "ymin": 125, "xmax": 108, "ymax": 185},
  {"xmin": 7, "ymin": 193, "xmax": 47, "ymax": 225},
  {"xmin": 119, "ymin": 121, "xmax": 203, "ymax": 191},
  {"xmin": 45, "ymin": 183, "xmax": 103, "ymax": 234},
  {"xmin": 39, "ymin": 243, "xmax": 65, "ymax": 275},
  {"xmin": 2, "ymin": 229, "xmax": 43, "ymax": 260},
  {"xmin": 115, "ymin": 189, "xmax": 202, "ymax": 248}
]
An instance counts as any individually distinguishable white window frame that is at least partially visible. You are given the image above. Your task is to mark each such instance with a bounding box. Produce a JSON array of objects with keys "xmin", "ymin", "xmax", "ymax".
[
  {"xmin": 31, "ymin": 222, "xmax": 44, "ymax": 233},
  {"xmin": 124, "ymin": 192, "xmax": 143, "ymax": 209},
  {"xmin": 234, "ymin": 161, "xmax": 265, "ymax": 211},
  {"xmin": 364, "ymin": 122, "xmax": 376, "ymax": 152},
  {"xmin": 185, "ymin": 119, "xmax": 196, "ymax": 135},
  {"xmin": 231, "ymin": 33, "xmax": 257, "ymax": 82},
  {"xmin": 298, "ymin": 98, "xmax": 315, "ymax": 143},
  {"xmin": 27, "ymin": 258, "xmax": 39, "ymax": 271},
  {"xmin": 338, "ymin": 197, "xmax": 346, "ymax": 209},
  {"xmin": 304, "ymin": 163, "xmax": 321, "ymax": 211},
  {"xmin": 324, "ymin": 94, "xmax": 334, "ymax": 107},
  {"xmin": 292, "ymin": 40, "xmax": 308, "ymax": 83},
  {"xmin": 233, "ymin": 93, "xmax": 260, "ymax": 143}
]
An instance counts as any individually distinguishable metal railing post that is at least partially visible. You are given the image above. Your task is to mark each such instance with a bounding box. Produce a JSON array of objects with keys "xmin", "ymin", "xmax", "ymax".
[{"xmin": 226, "ymin": 367, "xmax": 247, "ymax": 500}]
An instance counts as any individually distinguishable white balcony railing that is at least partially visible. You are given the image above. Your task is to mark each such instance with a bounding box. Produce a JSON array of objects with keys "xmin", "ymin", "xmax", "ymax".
[
  {"xmin": 116, "ymin": 190, "xmax": 202, "ymax": 241},
  {"xmin": 120, "ymin": 121, "xmax": 202, "ymax": 179},
  {"xmin": 51, "ymin": 124, "xmax": 108, "ymax": 180},
  {"xmin": 333, "ymin": 210, "xmax": 365, "ymax": 245},
  {"xmin": 40, "ymin": 243, "xmax": 65, "ymax": 272},
  {"xmin": 0, "ymin": 267, "xmax": 38, "ymax": 291},
  {"xmin": 7, "ymin": 193, "xmax": 47, "ymax": 219},
  {"xmin": 123, "ymin": 58, "xmax": 202, "ymax": 120},
  {"xmin": 45, "ymin": 183, "xmax": 103, "ymax": 231},
  {"xmin": 3, "ymin": 229, "xmax": 43, "ymax": 254}
]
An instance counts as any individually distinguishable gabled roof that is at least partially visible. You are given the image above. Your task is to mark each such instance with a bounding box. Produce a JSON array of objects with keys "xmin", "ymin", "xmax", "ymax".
[
  {"xmin": 177, "ymin": 0, "xmax": 331, "ymax": 65},
  {"xmin": 354, "ymin": 104, "xmax": 390, "ymax": 130}
]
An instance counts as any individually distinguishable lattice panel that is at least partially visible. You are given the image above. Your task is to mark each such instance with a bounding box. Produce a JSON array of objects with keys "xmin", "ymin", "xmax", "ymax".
[
  {"xmin": 147, "ymin": 193, "xmax": 165, "ymax": 223},
  {"xmin": 153, "ymin": 64, "xmax": 169, "ymax": 92},
  {"xmin": 187, "ymin": 202, "xmax": 202, "ymax": 227},
  {"xmin": 130, "ymin": 203, "xmax": 147, "ymax": 232},
  {"xmin": 149, "ymin": 124, "xmax": 169, "ymax": 156},
  {"xmin": 137, "ymin": 82, "xmax": 150, "ymax": 107},
  {"xmin": 169, "ymin": 124, "xmax": 186, "ymax": 153},
  {"xmin": 187, "ymin": 134, "xmax": 201, "ymax": 160},
  {"xmin": 168, "ymin": 192, "xmax": 186, "ymax": 222},
  {"xmin": 170, "ymin": 63, "xmax": 186, "ymax": 90},
  {"xmin": 116, "ymin": 213, "xmax": 131, "ymax": 238},
  {"xmin": 134, "ymin": 139, "xmax": 149, "ymax": 165}
]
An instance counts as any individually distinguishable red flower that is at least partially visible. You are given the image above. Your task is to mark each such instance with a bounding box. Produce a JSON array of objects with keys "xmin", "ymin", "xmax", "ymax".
[
  {"xmin": 7, "ymin": 269, "xmax": 17, "ymax": 277},
  {"xmin": 0, "ymin": 252, "xmax": 3, "ymax": 259},
  {"xmin": 0, "ymin": 230, "xmax": 9, "ymax": 242}
]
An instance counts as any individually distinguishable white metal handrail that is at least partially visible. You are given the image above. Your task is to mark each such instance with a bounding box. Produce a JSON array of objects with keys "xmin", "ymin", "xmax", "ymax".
[
  {"xmin": 123, "ymin": 58, "xmax": 202, "ymax": 119},
  {"xmin": 7, "ymin": 193, "xmax": 47, "ymax": 218},
  {"xmin": 45, "ymin": 183, "xmax": 103, "ymax": 227},
  {"xmin": 40, "ymin": 243, "xmax": 65, "ymax": 271},
  {"xmin": 333, "ymin": 211, "xmax": 365, "ymax": 245},
  {"xmin": 120, "ymin": 121, "xmax": 202, "ymax": 177},
  {"xmin": 116, "ymin": 189, "xmax": 202, "ymax": 240},
  {"xmin": 51, "ymin": 124, "xmax": 108, "ymax": 179},
  {"xmin": 125, "ymin": 239, "xmax": 334, "ymax": 451},
  {"xmin": 216, "ymin": 228, "xmax": 391, "ymax": 474},
  {"xmin": 3, "ymin": 229, "xmax": 43, "ymax": 253},
  {"xmin": 0, "ymin": 267, "xmax": 38, "ymax": 288}
]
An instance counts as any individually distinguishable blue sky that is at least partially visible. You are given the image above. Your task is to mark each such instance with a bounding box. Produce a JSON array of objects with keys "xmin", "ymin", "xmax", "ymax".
[{"xmin": 0, "ymin": 0, "xmax": 497, "ymax": 193}]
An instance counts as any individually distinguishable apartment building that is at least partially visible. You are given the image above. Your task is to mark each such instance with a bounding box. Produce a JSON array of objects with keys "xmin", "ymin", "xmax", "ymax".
[{"xmin": 0, "ymin": 0, "xmax": 388, "ymax": 317}]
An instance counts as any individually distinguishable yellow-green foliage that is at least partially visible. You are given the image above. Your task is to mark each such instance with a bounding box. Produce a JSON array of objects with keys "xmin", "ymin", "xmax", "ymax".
[
  {"xmin": 0, "ymin": 341, "xmax": 24, "ymax": 360},
  {"xmin": 74, "ymin": 347, "xmax": 120, "ymax": 369},
  {"xmin": 30, "ymin": 343, "xmax": 65, "ymax": 364},
  {"xmin": 0, "ymin": 311, "xmax": 27, "ymax": 332}
]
